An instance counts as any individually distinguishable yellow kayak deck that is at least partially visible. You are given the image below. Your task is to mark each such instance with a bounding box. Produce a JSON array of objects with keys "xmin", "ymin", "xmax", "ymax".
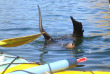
[{"xmin": 0, "ymin": 63, "xmax": 109, "ymax": 74}]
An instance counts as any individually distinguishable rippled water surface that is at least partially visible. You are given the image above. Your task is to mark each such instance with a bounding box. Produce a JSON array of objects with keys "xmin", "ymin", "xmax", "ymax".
[{"xmin": 0, "ymin": 0, "xmax": 110, "ymax": 71}]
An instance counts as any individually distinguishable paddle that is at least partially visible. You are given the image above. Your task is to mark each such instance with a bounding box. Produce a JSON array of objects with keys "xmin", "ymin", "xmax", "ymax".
[{"xmin": 0, "ymin": 32, "xmax": 44, "ymax": 47}]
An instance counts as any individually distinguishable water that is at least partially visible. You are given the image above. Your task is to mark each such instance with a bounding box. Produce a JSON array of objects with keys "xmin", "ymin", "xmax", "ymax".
[{"xmin": 0, "ymin": 0, "xmax": 110, "ymax": 71}]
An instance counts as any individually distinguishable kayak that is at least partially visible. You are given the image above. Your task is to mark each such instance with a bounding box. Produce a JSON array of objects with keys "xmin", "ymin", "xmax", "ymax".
[{"xmin": 0, "ymin": 52, "xmax": 109, "ymax": 74}]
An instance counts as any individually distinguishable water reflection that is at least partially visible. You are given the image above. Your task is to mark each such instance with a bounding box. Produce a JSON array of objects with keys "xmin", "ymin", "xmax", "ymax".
[{"xmin": 87, "ymin": 0, "xmax": 110, "ymax": 37}]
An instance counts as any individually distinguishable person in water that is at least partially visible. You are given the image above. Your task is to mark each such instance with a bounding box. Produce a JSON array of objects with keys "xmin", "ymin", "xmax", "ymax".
[{"xmin": 38, "ymin": 6, "xmax": 84, "ymax": 49}]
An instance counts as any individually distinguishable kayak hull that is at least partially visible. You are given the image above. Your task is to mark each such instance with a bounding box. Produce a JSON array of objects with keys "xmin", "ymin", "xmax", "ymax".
[
  {"xmin": 0, "ymin": 53, "xmax": 109, "ymax": 74},
  {"xmin": 1, "ymin": 63, "xmax": 109, "ymax": 74}
]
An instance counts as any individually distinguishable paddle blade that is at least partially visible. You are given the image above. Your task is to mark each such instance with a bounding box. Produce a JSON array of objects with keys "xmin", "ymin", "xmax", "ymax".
[{"xmin": 0, "ymin": 32, "xmax": 44, "ymax": 47}]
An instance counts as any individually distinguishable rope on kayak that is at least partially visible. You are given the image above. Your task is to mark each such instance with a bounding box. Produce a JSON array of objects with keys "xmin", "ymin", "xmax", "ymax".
[
  {"xmin": 2, "ymin": 56, "xmax": 19, "ymax": 74},
  {"xmin": 47, "ymin": 63, "xmax": 53, "ymax": 74},
  {"xmin": 89, "ymin": 70, "xmax": 94, "ymax": 74},
  {"xmin": 84, "ymin": 70, "xmax": 94, "ymax": 74}
]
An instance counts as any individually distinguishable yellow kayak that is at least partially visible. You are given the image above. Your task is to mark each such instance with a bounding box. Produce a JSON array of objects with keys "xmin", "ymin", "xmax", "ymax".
[
  {"xmin": 0, "ymin": 63, "xmax": 109, "ymax": 74},
  {"xmin": 0, "ymin": 52, "xmax": 109, "ymax": 74}
]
